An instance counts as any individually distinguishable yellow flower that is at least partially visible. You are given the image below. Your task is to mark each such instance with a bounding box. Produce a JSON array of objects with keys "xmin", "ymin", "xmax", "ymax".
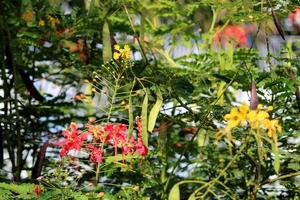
[
  {"xmin": 48, "ymin": 15, "xmax": 60, "ymax": 27},
  {"xmin": 247, "ymin": 109, "xmax": 269, "ymax": 129},
  {"xmin": 114, "ymin": 44, "xmax": 120, "ymax": 51},
  {"xmin": 263, "ymin": 119, "xmax": 282, "ymax": 138},
  {"xmin": 113, "ymin": 52, "xmax": 120, "ymax": 60},
  {"xmin": 257, "ymin": 104, "xmax": 263, "ymax": 110},
  {"xmin": 113, "ymin": 44, "xmax": 131, "ymax": 60},
  {"xmin": 267, "ymin": 106, "xmax": 273, "ymax": 112},
  {"xmin": 38, "ymin": 20, "xmax": 45, "ymax": 27},
  {"xmin": 257, "ymin": 110, "xmax": 269, "ymax": 121},
  {"xmin": 238, "ymin": 104, "xmax": 249, "ymax": 123},
  {"xmin": 22, "ymin": 11, "xmax": 34, "ymax": 22},
  {"xmin": 224, "ymin": 107, "xmax": 241, "ymax": 129},
  {"xmin": 122, "ymin": 44, "xmax": 131, "ymax": 60}
]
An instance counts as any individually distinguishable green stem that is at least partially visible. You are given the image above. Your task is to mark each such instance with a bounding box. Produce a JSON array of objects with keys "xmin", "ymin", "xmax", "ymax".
[
  {"xmin": 161, "ymin": 72, "xmax": 238, "ymax": 199},
  {"xmin": 259, "ymin": 172, "xmax": 300, "ymax": 187},
  {"xmin": 197, "ymin": 144, "xmax": 246, "ymax": 199},
  {"xmin": 95, "ymin": 162, "xmax": 100, "ymax": 185}
]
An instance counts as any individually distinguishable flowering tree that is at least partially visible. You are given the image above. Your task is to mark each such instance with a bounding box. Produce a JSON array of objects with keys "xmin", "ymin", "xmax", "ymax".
[{"xmin": 0, "ymin": 0, "xmax": 299, "ymax": 199}]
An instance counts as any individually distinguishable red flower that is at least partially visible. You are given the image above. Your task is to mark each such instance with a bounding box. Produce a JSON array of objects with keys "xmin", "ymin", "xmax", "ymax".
[
  {"xmin": 104, "ymin": 123, "xmax": 128, "ymax": 158},
  {"xmin": 289, "ymin": 9, "xmax": 300, "ymax": 24},
  {"xmin": 86, "ymin": 124, "xmax": 105, "ymax": 141},
  {"xmin": 86, "ymin": 144, "xmax": 103, "ymax": 163},
  {"xmin": 135, "ymin": 117, "xmax": 142, "ymax": 137},
  {"xmin": 288, "ymin": 9, "xmax": 300, "ymax": 32},
  {"xmin": 214, "ymin": 25, "xmax": 247, "ymax": 48},
  {"xmin": 136, "ymin": 138, "xmax": 148, "ymax": 156},
  {"xmin": 59, "ymin": 122, "xmax": 89, "ymax": 157},
  {"xmin": 135, "ymin": 117, "xmax": 148, "ymax": 156},
  {"xmin": 33, "ymin": 185, "xmax": 42, "ymax": 196},
  {"xmin": 104, "ymin": 123, "xmax": 128, "ymax": 145},
  {"xmin": 122, "ymin": 137, "xmax": 136, "ymax": 155}
]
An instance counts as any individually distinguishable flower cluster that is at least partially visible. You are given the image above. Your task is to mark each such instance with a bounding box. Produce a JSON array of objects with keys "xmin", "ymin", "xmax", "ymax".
[
  {"xmin": 113, "ymin": 44, "xmax": 131, "ymax": 60},
  {"xmin": 47, "ymin": 15, "xmax": 60, "ymax": 27},
  {"xmin": 58, "ymin": 118, "xmax": 148, "ymax": 164},
  {"xmin": 59, "ymin": 123, "xmax": 89, "ymax": 157},
  {"xmin": 22, "ymin": 11, "xmax": 34, "ymax": 22},
  {"xmin": 221, "ymin": 104, "xmax": 282, "ymax": 138},
  {"xmin": 33, "ymin": 185, "xmax": 42, "ymax": 197},
  {"xmin": 288, "ymin": 9, "xmax": 300, "ymax": 32},
  {"xmin": 214, "ymin": 25, "xmax": 247, "ymax": 48},
  {"xmin": 37, "ymin": 15, "xmax": 60, "ymax": 28}
]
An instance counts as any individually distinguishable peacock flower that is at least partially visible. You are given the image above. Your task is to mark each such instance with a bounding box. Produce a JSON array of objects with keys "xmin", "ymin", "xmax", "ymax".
[
  {"xmin": 247, "ymin": 105, "xmax": 269, "ymax": 129},
  {"xmin": 114, "ymin": 44, "xmax": 120, "ymax": 51},
  {"xmin": 262, "ymin": 119, "xmax": 282, "ymax": 138},
  {"xmin": 135, "ymin": 116, "xmax": 148, "ymax": 156},
  {"xmin": 122, "ymin": 45, "xmax": 131, "ymax": 60},
  {"xmin": 113, "ymin": 52, "xmax": 121, "ymax": 60},
  {"xmin": 220, "ymin": 103, "xmax": 281, "ymax": 140},
  {"xmin": 33, "ymin": 185, "xmax": 42, "ymax": 197},
  {"xmin": 104, "ymin": 123, "xmax": 128, "ymax": 158},
  {"xmin": 224, "ymin": 107, "xmax": 242, "ymax": 130},
  {"xmin": 86, "ymin": 124, "xmax": 105, "ymax": 141},
  {"xmin": 22, "ymin": 11, "xmax": 34, "ymax": 22},
  {"xmin": 113, "ymin": 44, "xmax": 131, "ymax": 60},
  {"xmin": 48, "ymin": 15, "xmax": 60, "ymax": 27},
  {"xmin": 59, "ymin": 122, "xmax": 89, "ymax": 157},
  {"xmin": 86, "ymin": 144, "xmax": 103, "ymax": 163},
  {"xmin": 38, "ymin": 20, "xmax": 45, "ymax": 27},
  {"xmin": 136, "ymin": 138, "xmax": 148, "ymax": 156}
]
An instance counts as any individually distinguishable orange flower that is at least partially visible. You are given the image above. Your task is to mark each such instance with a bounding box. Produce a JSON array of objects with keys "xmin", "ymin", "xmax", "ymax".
[
  {"xmin": 214, "ymin": 25, "xmax": 247, "ymax": 48},
  {"xmin": 22, "ymin": 11, "xmax": 34, "ymax": 22},
  {"xmin": 33, "ymin": 185, "xmax": 42, "ymax": 196}
]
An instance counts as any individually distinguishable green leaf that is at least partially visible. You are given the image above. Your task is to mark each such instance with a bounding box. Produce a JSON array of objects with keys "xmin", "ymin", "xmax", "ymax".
[
  {"xmin": 148, "ymin": 88, "xmax": 163, "ymax": 132},
  {"xmin": 39, "ymin": 189, "xmax": 62, "ymax": 200},
  {"xmin": 272, "ymin": 141, "xmax": 280, "ymax": 174},
  {"xmin": 155, "ymin": 48, "xmax": 177, "ymax": 67},
  {"xmin": 139, "ymin": 14, "xmax": 147, "ymax": 61},
  {"xmin": 48, "ymin": 0, "xmax": 62, "ymax": 8},
  {"xmin": 0, "ymin": 188, "xmax": 11, "ymax": 200},
  {"xmin": 217, "ymin": 81, "xmax": 226, "ymax": 105},
  {"xmin": 168, "ymin": 184, "xmax": 180, "ymax": 200},
  {"xmin": 0, "ymin": 183, "xmax": 34, "ymax": 196},
  {"xmin": 71, "ymin": 191, "xmax": 88, "ymax": 200},
  {"xmin": 102, "ymin": 20, "xmax": 112, "ymax": 63},
  {"xmin": 128, "ymin": 92, "xmax": 134, "ymax": 138},
  {"xmin": 142, "ymin": 91, "xmax": 149, "ymax": 146},
  {"xmin": 105, "ymin": 154, "xmax": 137, "ymax": 163},
  {"xmin": 158, "ymin": 121, "xmax": 168, "ymax": 183},
  {"xmin": 197, "ymin": 129, "xmax": 207, "ymax": 147},
  {"xmin": 254, "ymin": 132, "xmax": 266, "ymax": 166},
  {"xmin": 171, "ymin": 77, "xmax": 194, "ymax": 97}
]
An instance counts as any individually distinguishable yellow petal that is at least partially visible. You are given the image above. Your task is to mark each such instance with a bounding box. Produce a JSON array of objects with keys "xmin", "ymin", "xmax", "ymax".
[
  {"xmin": 239, "ymin": 104, "xmax": 249, "ymax": 114},
  {"xmin": 124, "ymin": 44, "xmax": 130, "ymax": 51},
  {"xmin": 247, "ymin": 111, "xmax": 257, "ymax": 122},
  {"xmin": 257, "ymin": 104, "xmax": 263, "ymax": 110},
  {"xmin": 224, "ymin": 114, "xmax": 231, "ymax": 121},
  {"xmin": 114, "ymin": 44, "xmax": 120, "ymax": 51},
  {"xmin": 38, "ymin": 20, "xmax": 45, "ymax": 27},
  {"xmin": 257, "ymin": 111, "xmax": 269, "ymax": 121},
  {"xmin": 113, "ymin": 52, "xmax": 120, "ymax": 60},
  {"xmin": 267, "ymin": 130, "xmax": 273, "ymax": 138},
  {"xmin": 267, "ymin": 106, "xmax": 273, "ymax": 112}
]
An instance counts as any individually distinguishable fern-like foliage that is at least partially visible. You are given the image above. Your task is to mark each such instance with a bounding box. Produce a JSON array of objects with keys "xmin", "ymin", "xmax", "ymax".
[
  {"xmin": 92, "ymin": 61, "xmax": 137, "ymax": 123},
  {"xmin": 0, "ymin": 182, "xmax": 36, "ymax": 199}
]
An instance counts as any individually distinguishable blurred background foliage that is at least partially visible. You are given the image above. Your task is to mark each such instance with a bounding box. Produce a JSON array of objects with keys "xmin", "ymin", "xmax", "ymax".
[{"xmin": 0, "ymin": 0, "xmax": 299, "ymax": 199}]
